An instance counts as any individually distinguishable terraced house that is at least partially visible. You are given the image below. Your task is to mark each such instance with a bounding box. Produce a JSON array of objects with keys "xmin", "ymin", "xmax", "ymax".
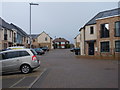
[
  {"xmin": 96, "ymin": 8, "xmax": 120, "ymax": 57},
  {"xmin": 79, "ymin": 9, "xmax": 101, "ymax": 56},
  {"xmin": 10, "ymin": 23, "xmax": 29, "ymax": 48},
  {"xmin": 79, "ymin": 8, "xmax": 120, "ymax": 57},
  {"xmin": 0, "ymin": 17, "xmax": 16, "ymax": 49},
  {"xmin": 0, "ymin": 17, "xmax": 29, "ymax": 50}
]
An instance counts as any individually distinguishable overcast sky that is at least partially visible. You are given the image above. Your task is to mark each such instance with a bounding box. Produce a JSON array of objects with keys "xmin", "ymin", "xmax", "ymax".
[{"xmin": 1, "ymin": 2, "xmax": 118, "ymax": 43}]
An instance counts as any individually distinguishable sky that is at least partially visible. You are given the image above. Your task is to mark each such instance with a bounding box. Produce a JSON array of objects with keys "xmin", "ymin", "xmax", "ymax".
[{"xmin": 1, "ymin": 1, "xmax": 119, "ymax": 43}]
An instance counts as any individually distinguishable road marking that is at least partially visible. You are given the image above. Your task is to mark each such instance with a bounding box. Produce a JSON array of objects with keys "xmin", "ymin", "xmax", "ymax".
[
  {"xmin": 9, "ymin": 77, "xmax": 25, "ymax": 88},
  {"xmin": 28, "ymin": 68, "xmax": 47, "ymax": 88}
]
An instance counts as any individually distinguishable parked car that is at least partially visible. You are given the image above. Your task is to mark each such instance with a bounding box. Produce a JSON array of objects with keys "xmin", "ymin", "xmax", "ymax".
[
  {"xmin": 0, "ymin": 49, "xmax": 40, "ymax": 74},
  {"xmin": 70, "ymin": 48, "xmax": 75, "ymax": 52},
  {"xmin": 74, "ymin": 48, "xmax": 80, "ymax": 55},
  {"xmin": 34, "ymin": 48, "xmax": 45, "ymax": 55},
  {"xmin": 41, "ymin": 47, "xmax": 49, "ymax": 51}
]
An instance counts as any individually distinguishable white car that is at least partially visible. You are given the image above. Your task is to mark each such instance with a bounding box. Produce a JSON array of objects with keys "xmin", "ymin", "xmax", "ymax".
[{"xmin": 0, "ymin": 49, "xmax": 40, "ymax": 74}]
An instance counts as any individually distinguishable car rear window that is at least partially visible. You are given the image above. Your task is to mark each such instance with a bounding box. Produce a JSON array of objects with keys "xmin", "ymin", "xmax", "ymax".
[{"xmin": 30, "ymin": 49, "xmax": 37, "ymax": 55}]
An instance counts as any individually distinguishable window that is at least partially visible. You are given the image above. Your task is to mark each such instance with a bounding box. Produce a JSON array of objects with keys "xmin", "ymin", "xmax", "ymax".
[
  {"xmin": 61, "ymin": 42, "xmax": 65, "ymax": 44},
  {"xmin": 115, "ymin": 41, "xmax": 120, "ymax": 52},
  {"xmin": 4, "ymin": 29, "xmax": 7, "ymax": 34},
  {"xmin": 2, "ymin": 51, "xmax": 19, "ymax": 59},
  {"xmin": 90, "ymin": 26, "xmax": 94, "ymax": 34},
  {"xmin": 33, "ymin": 39, "xmax": 36, "ymax": 42},
  {"xmin": 101, "ymin": 41, "xmax": 110, "ymax": 52},
  {"xmin": 4, "ymin": 29, "xmax": 7, "ymax": 40},
  {"xmin": 19, "ymin": 51, "xmax": 30, "ymax": 57},
  {"xmin": 4, "ymin": 43, "xmax": 7, "ymax": 49},
  {"xmin": 115, "ymin": 21, "xmax": 120, "ymax": 37},
  {"xmin": 100, "ymin": 24, "xmax": 109, "ymax": 38},
  {"xmin": 2, "ymin": 51, "xmax": 30, "ymax": 60},
  {"xmin": 45, "ymin": 37, "xmax": 47, "ymax": 41},
  {"xmin": 14, "ymin": 33, "xmax": 16, "ymax": 43},
  {"xmin": 27, "ymin": 40, "xmax": 28, "ymax": 43},
  {"xmin": 9, "ymin": 31, "xmax": 11, "ymax": 38}
]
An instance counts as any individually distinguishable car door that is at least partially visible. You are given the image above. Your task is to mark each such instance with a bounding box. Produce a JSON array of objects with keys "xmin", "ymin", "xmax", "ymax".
[{"xmin": 2, "ymin": 51, "xmax": 21, "ymax": 72}]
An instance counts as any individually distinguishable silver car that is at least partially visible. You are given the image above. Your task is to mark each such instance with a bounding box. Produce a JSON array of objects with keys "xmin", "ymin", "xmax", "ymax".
[{"xmin": 0, "ymin": 49, "xmax": 40, "ymax": 74}]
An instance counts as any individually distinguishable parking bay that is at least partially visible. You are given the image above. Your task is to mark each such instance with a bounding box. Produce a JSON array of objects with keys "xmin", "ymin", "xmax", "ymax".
[{"xmin": 2, "ymin": 67, "xmax": 46, "ymax": 88}]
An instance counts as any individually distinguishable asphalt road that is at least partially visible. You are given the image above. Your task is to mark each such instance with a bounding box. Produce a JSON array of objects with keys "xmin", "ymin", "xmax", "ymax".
[
  {"xmin": 32, "ymin": 49, "xmax": 118, "ymax": 88},
  {"xmin": 1, "ymin": 49, "xmax": 118, "ymax": 88}
]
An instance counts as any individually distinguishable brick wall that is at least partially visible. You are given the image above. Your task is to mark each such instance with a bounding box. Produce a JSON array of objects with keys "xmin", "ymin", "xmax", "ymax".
[{"xmin": 96, "ymin": 16, "xmax": 120, "ymax": 56}]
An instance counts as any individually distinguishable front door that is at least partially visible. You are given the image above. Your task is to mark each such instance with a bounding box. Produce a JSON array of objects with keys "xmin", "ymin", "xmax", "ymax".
[{"xmin": 88, "ymin": 42, "xmax": 94, "ymax": 55}]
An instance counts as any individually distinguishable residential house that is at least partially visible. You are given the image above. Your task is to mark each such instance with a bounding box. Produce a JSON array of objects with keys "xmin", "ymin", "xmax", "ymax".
[
  {"xmin": 81, "ymin": 11, "xmax": 100, "ymax": 55},
  {"xmin": 31, "ymin": 31, "xmax": 53, "ymax": 49},
  {"xmin": 0, "ymin": 17, "xmax": 17, "ymax": 50},
  {"xmin": 53, "ymin": 37, "xmax": 69, "ymax": 49},
  {"xmin": 31, "ymin": 34, "xmax": 39, "ymax": 48},
  {"xmin": 74, "ymin": 33, "xmax": 80, "ymax": 48},
  {"xmin": 79, "ymin": 8, "xmax": 120, "ymax": 57},
  {"xmin": 96, "ymin": 8, "xmax": 120, "ymax": 57},
  {"xmin": 10, "ymin": 23, "xmax": 29, "ymax": 48}
]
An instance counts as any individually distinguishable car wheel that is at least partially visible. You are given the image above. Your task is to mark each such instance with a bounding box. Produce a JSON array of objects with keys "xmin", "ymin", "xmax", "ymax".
[{"xmin": 20, "ymin": 64, "xmax": 32, "ymax": 74}]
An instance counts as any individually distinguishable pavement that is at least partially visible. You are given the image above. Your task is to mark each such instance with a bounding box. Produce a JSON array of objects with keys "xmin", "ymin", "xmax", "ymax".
[{"xmin": 1, "ymin": 49, "xmax": 118, "ymax": 88}]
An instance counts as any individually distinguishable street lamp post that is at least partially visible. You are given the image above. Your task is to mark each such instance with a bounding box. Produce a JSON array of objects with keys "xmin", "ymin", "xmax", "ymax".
[{"xmin": 29, "ymin": 3, "xmax": 39, "ymax": 48}]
